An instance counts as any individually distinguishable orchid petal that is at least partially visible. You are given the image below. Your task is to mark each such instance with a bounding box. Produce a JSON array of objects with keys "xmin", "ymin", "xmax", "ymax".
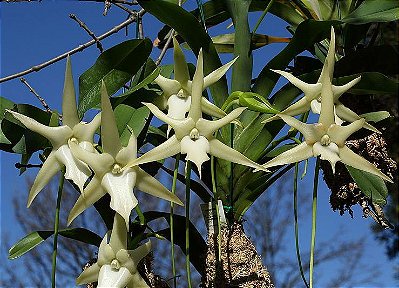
[
  {"xmin": 135, "ymin": 168, "xmax": 183, "ymax": 206},
  {"xmin": 127, "ymin": 273, "xmax": 150, "ymax": 288},
  {"xmin": 130, "ymin": 241, "xmax": 152, "ymax": 263},
  {"xmin": 203, "ymin": 57, "xmax": 238, "ymax": 89},
  {"xmin": 318, "ymin": 26, "xmax": 335, "ymax": 82},
  {"xmin": 263, "ymin": 142, "xmax": 314, "ymax": 169},
  {"xmin": 98, "ymin": 265, "xmax": 132, "ymax": 288},
  {"xmin": 312, "ymin": 142, "xmax": 340, "ymax": 173},
  {"xmin": 101, "ymin": 81, "xmax": 122, "ymax": 157},
  {"xmin": 116, "ymin": 132, "xmax": 137, "ymax": 165},
  {"xmin": 278, "ymin": 114, "xmax": 320, "ymax": 143},
  {"xmin": 154, "ymin": 75, "xmax": 181, "ymax": 97},
  {"xmin": 339, "ymin": 146, "xmax": 393, "ymax": 182},
  {"xmin": 7, "ymin": 110, "xmax": 72, "ymax": 149},
  {"xmin": 328, "ymin": 119, "xmax": 365, "ymax": 147},
  {"xmin": 76, "ymin": 263, "xmax": 101, "ymax": 285},
  {"xmin": 332, "ymin": 76, "xmax": 361, "ymax": 101},
  {"xmin": 67, "ymin": 177, "xmax": 106, "ymax": 225},
  {"xmin": 124, "ymin": 135, "xmax": 181, "ymax": 169},
  {"xmin": 27, "ymin": 151, "xmax": 62, "ymax": 207},
  {"xmin": 318, "ymin": 61, "xmax": 335, "ymax": 127},
  {"xmin": 201, "ymin": 97, "xmax": 226, "ymax": 118},
  {"xmin": 272, "ymin": 69, "xmax": 322, "ymax": 100},
  {"xmin": 188, "ymin": 49, "xmax": 204, "ymax": 122},
  {"xmin": 208, "ymin": 138, "xmax": 269, "ymax": 172},
  {"xmin": 173, "ymin": 37, "xmax": 190, "ymax": 88},
  {"xmin": 62, "ymin": 56, "xmax": 80, "ymax": 128},
  {"xmin": 101, "ymin": 170, "xmax": 138, "ymax": 228},
  {"xmin": 181, "ymin": 136, "xmax": 210, "ymax": 177},
  {"xmin": 98, "ymin": 241, "xmax": 116, "ymax": 266},
  {"xmin": 109, "ymin": 213, "xmax": 128, "ymax": 252},
  {"xmin": 167, "ymin": 94, "xmax": 191, "ymax": 120},
  {"xmin": 73, "ymin": 112, "xmax": 102, "ymax": 142},
  {"xmin": 69, "ymin": 140, "xmax": 114, "ymax": 177},
  {"xmin": 335, "ymin": 103, "xmax": 380, "ymax": 133},
  {"xmin": 197, "ymin": 107, "xmax": 246, "ymax": 138},
  {"xmin": 54, "ymin": 144, "xmax": 91, "ymax": 192}
]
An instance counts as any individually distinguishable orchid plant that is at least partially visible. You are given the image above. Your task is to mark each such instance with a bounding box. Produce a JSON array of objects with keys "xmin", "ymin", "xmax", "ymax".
[{"xmin": 2, "ymin": 1, "xmax": 398, "ymax": 287}]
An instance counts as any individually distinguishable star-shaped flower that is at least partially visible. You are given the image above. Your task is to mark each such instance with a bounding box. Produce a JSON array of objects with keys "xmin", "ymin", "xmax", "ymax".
[
  {"xmin": 264, "ymin": 27, "xmax": 379, "ymax": 133},
  {"xmin": 6, "ymin": 57, "xmax": 101, "ymax": 206},
  {"xmin": 155, "ymin": 37, "xmax": 237, "ymax": 122},
  {"xmin": 68, "ymin": 81, "xmax": 183, "ymax": 227},
  {"xmin": 124, "ymin": 49, "xmax": 268, "ymax": 177},
  {"xmin": 76, "ymin": 213, "xmax": 151, "ymax": 288},
  {"xmin": 263, "ymin": 60, "xmax": 392, "ymax": 183}
]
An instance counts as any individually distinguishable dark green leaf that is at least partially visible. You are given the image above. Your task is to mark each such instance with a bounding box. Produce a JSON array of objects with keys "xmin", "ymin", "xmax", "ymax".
[
  {"xmin": 9, "ymin": 231, "xmax": 53, "ymax": 259},
  {"xmin": 346, "ymin": 165, "xmax": 388, "ymax": 205},
  {"xmin": 343, "ymin": 0, "xmax": 399, "ymax": 24},
  {"xmin": 78, "ymin": 39, "xmax": 152, "ymax": 116},
  {"xmin": 59, "ymin": 228, "xmax": 102, "ymax": 247}
]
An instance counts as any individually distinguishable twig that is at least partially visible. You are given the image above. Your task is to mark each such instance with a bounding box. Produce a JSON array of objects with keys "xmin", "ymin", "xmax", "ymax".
[
  {"xmin": 155, "ymin": 29, "xmax": 174, "ymax": 66},
  {"xmin": 78, "ymin": 0, "xmax": 138, "ymax": 5},
  {"xmin": 103, "ymin": 0, "xmax": 112, "ymax": 15},
  {"xmin": 138, "ymin": 14, "xmax": 143, "ymax": 39},
  {"xmin": 0, "ymin": 10, "xmax": 145, "ymax": 84},
  {"xmin": 15, "ymin": 163, "xmax": 43, "ymax": 169},
  {"xmin": 69, "ymin": 14, "xmax": 104, "ymax": 53},
  {"xmin": 112, "ymin": 2, "xmax": 135, "ymax": 15},
  {"xmin": 20, "ymin": 78, "xmax": 52, "ymax": 113}
]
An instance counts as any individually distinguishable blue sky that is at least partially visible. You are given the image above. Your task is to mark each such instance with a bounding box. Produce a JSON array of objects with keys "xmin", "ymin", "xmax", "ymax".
[{"xmin": 1, "ymin": 1, "xmax": 398, "ymax": 287}]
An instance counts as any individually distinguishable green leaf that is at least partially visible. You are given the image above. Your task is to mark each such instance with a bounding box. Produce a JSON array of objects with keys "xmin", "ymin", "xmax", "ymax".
[
  {"xmin": 114, "ymin": 104, "xmax": 150, "ymax": 147},
  {"xmin": 138, "ymin": 0, "xmax": 228, "ymax": 107},
  {"xmin": 9, "ymin": 231, "xmax": 53, "ymax": 259},
  {"xmin": 58, "ymin": 228, "xmax": 102, "ymax": 247},
  {"xmin": 343, "ymin": 0, "xmax": 399, "ymax": 24},
  {"xmin": 346, "ymin": 165, "xmax": 388, "ymax": 205},
  {"xmin": 78, "ymin": 39, "xmax": 152, "ymax": 116},
  {"xmin": 359, "ymin": 111, "xmax": 390, "ymax": 122}
]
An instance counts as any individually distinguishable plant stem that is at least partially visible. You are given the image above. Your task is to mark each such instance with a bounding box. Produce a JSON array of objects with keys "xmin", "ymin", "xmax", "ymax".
[
  {"xmin": 51, "ymin": 167, "xmax": 65, "ymax": 288},
  {"xmin": 185, "ymin": 161, "xmax": 192, "ymax": 288},
  {"xmin": 171, "ymin": 154, "xmax": 180, "ymax": 288},
  {"xmin": 309, "ymin": 158, "xmax": 320, "ymax": 288},
  {"xmin": 252, "ymin": 0, "xmax": 275, "ymax": 34},
  {"xmin": 294, "ymin": 163, "xmax": 310, "ymax": 288}
]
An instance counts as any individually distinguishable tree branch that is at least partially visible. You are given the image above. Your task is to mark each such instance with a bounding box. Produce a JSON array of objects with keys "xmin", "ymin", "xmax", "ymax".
[
  {"xmin": 69, "ymin": 14, "xmax": 104, "ymax": 53},
  {"xmin": 0, "ymin": 9, "xmax": 145, "ymax": 83}
]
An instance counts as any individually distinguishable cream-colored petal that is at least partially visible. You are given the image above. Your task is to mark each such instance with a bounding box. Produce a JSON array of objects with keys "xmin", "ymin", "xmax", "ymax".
[
  {"xmin": 203, "ymin": 57, "xmax": 238, "ymax": 89},
  {"xmin": 180, "ymin": 135, "xmax": 210, "ymax": 178},
  {"xmin": 101, "ymin": 81, "xmax": 122, "ymax": 157},
  {"xmin": 123, "ymin": 135, "xmax": 181, "ymax": 169},
  {"xmin": 263, "ymin": 142, "xmax": 314, "ymax": 169},
  {"xmin": 188, "ymin": 49, "xmax": 204, "ymax": 122},
  {"xmin": 278, "ymin": 114, "xmax": 320, "ymax": 143},
  {"xmin": 312, "ymin": 100, "xmax": 344, "ymax": 125},
  {"xmin": 62, "ymin": 56, "xmax": 80, "ymax": 128},
  {"xmin": 312, "ymin": 142, "xmax": 340, "ymax": 173},
  {"xmin": 98, "ymin": 240, "xmax": 116, "ymax": 266},
  {"xmin": 272, "ymin": 69, "xmax": 322, "ymax": 100},
  {"xmin": 109, "ymin": 213, "xmax": 128, "ymax": 252},
  {"xmin": 69, "ymin": 140, "xmax": 114, "ymax": 177},
  {"xmin": 76, "ymin": 263, "xmax": 101, "ymax": 285},
  {"xmin": 332, "ymin": 76, "xmax": 361, "ymax": 101},
  {"xmin": 208, "ymin": 138, "xmax": 269, "ymax": 172},
  {"xmin": 318, "ymin": 26, "xmax": 336, "ymax": 83},
  {"xmin": 129, "ymin": 241, "xmax": 152, "ymax": 264},
  {"xmin": 154, "ymin": 75, "xmax": 181, "ymax": 97},
  {"xmin": 328, "ymin": 119, "xmax": 365, "ymax": 147},
  {"xmin": 73, "ymin": 112, "xmax": 102, "ymax": 142},
  {"xmin": 101, "ymin": 170, "xmax": 138, "ymax": 228},
  {"xmin": 201, "ymin": 97, "xmax": 226, "ymax": 118},
  {"xmin": 98, "ymin": 265, "xmax": 132, "ymax": 288},
  {"xmin": 335, "ymin": 103, "xmax": 380, "ymax": 133},
  {"xmin": 196, "ymin": 107, "xmax": 246, "ymax": 138},
  {"xmin": 167, "ymin": 94, "xmax": 191, "ymax": 120},
  {"xmin": 339, "ymin": 146, "xmax": 393, "ymax": 182},
  {"xmin": 7, "ymin": 110, "xmax": 72, "ymax": 149},
  {"xmin": 54, "ymin": 144, "xmax": 91, "ymax": 192},
  {"xmin": 135, "ymin": 168, "xmax": 183, "ymax": 206},
  {"xmin": 116, "ymin": 132, "xmax": 137, "ymax": 165},
  {"xmin": 318, "ymin": 62, "xmax": 335, "ymax": 127},
  {"xmin": 127, "ymin": 273, "xmax": 150, "ymax": 288},
  {"xmin": 173, "ymin": 37, "xmax": 190, "ymax": 87},
  {"xmin": 27, "ymin": 151, "xmax": 62, "ymax": 207},
  {"xmin": 67, "ymin": 177, "xmax": 106, "ymax": 225}
]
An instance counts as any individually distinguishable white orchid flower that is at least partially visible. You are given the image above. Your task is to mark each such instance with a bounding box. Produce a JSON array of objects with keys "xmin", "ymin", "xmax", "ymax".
[
  {"xmin": 68, "ymin": 81, "xmax": 183, "ymax": 227},
  {"xmin": 76, "ymin": 213, "xmax": 151, "ymax": 288},
  {"xmin": 6, "ymin": 57, "xmax": 100, "ymax": 206},
  {"xmin": 263, "ymin": 59, "xmax": 392, "ymax": 183},
  {"xmin": 155, "ymin": 37, "xmax": 237, "ymax": 123},
  {"xmin": 264, "ymin": 27, "xmax": 379, "ymax": 133},
  {"xmin": 124, "ymin": 49, "xmax": 269, "ymax": 178}
]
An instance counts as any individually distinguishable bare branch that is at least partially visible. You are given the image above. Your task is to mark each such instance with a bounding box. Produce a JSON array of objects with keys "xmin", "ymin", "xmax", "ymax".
[
  {"xmin": 69, "ymin": 14, "xmax": 104, "ymax": 53},
  {"xmin": 20, "ymin": 77, "xmax": 52, "ymax": 113},
  {"xmin": 79, "ymin": 0, "xmax": 138, "ymax": 6},
  {"xmin": 0, "ymin": 9, "xmax": 145, "ymax": 84}
]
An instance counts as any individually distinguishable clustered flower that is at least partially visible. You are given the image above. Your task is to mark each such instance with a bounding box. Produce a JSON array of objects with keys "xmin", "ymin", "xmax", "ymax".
[{"xmin": 6, "ymin": 27, "xmax": 392, "ymax": 287}]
